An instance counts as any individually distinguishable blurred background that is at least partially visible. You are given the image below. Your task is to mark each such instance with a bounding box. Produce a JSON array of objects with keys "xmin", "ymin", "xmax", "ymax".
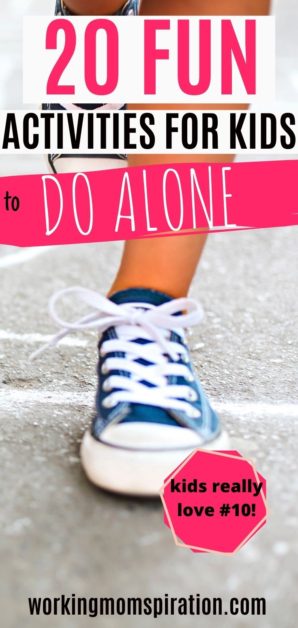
[{"xmin": 0, "ymin": 2, "xmax": 297, "ymax": 628}]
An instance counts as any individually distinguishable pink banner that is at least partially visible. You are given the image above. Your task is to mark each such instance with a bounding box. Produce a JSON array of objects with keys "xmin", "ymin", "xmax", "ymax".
[{"xmin": 0, "ymin": 160, "xmax": 297, "ymax": 247}]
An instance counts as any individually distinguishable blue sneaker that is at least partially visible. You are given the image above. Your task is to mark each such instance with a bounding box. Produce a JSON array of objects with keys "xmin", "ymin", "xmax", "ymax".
[
  {"xmin": 36, "ymin": 285, "xmax": 228, "ymax": 495},
  {"xmin": 43, "ymin": 0, "xmax": 139, "ymax": 173}
]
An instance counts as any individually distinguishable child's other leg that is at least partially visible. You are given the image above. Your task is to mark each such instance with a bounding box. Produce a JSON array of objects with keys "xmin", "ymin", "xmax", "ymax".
[{"xmin": 47, "ymin": 0, "xmax": 138, "ymax": 173}]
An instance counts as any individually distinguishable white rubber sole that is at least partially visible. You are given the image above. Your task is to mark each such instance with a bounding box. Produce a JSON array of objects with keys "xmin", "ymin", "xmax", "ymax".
[{"xmin": 80, "ymin": 427, "xmax": 230, "ymax": 497}]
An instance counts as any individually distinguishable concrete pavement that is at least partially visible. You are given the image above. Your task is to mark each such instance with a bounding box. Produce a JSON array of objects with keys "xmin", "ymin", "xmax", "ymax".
[{"xmin": 0, "ymin": 1, "xmax": 298, "ymax": 627}]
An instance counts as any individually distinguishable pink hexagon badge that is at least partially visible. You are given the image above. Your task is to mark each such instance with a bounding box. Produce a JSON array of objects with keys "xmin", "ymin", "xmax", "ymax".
[{"xmin": 161, "ymin": 450, "xmax": 267, "ymax": 555}]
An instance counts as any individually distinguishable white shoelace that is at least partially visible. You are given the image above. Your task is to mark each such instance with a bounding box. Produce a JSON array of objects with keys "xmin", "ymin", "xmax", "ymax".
[{"xmin": 31, "ymin": 287, "xmax": 204, "ymax": 419}]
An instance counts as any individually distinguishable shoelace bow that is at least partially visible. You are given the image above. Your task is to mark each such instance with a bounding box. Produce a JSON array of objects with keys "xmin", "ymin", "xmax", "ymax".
[{"xmin": 31, "ymin": 287, "xmax": 204, "ymax": 418}]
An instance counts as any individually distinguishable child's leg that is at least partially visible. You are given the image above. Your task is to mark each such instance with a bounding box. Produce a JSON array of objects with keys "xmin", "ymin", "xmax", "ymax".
[
  {"xmin": 109, "ymin": 112, "xmax": 234, "ymax": 298},
  {"xmin": 139, "ymin": 0, "xmax": 270, "ymax": 16},
  {"xmin": 109, "ymin": 0, "xmax": 271, "ymax": 298}
]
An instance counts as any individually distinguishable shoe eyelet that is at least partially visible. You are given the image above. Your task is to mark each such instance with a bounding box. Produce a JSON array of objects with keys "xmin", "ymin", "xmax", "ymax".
[
  {"xmin": 189, "ymin": 408, "xmax": 201, "ymax": 419},
  {"xmin": 102, "ymin": 395, "xmax": 117, "ymax": 409},
  {"xmin": 187, "ymin": 389, "xmax": 198, "ymax": 401},
  {"xmin": 103, "ymin": 379, "xmax": 112, "ymax": 392},
  {"xmin": 101, "ymin": 363, "xmax": 109, "ymax": 374}
]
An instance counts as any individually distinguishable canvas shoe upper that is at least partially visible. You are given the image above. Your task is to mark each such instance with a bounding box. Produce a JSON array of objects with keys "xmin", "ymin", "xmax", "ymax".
[{"xmin": 32, "ymin": 286, "xmax": 229, "ymax": 495}]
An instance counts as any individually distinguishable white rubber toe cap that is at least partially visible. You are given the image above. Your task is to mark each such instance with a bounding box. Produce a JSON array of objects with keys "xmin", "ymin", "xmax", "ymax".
[{"xmin": 80, "ymin": 425, "xmax": 230, "ymax": 496}]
